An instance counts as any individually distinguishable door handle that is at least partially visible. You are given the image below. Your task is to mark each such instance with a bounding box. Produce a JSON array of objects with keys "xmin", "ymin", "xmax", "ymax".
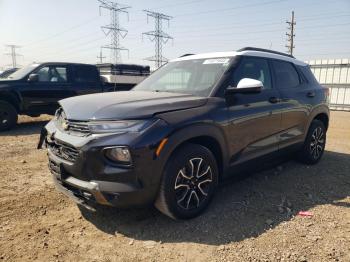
[
  {"xmin": 307, "ymin": 91, "xmax": 315, "ymax": 98},
  {"xmin": 269, "ymin": 97, "xmax": 280, "ymax": 103}
]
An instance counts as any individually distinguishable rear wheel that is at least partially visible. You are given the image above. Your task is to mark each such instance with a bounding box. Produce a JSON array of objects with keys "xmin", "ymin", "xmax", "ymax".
[
  {"xmin": 155, "ymin": 143, "xmax": 219, "ymax": 220},
  {"xmin": 297, "ymin": 119, "xmax": 326, "ymax": 165},
  {"xmin": 0, "ymin": 100, "xmax": 18, "ymax": 131}
]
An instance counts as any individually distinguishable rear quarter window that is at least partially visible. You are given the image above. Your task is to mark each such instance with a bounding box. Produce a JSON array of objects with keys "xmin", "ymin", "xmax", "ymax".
[
  {"xmin": 298, "ymin": 65, "xmax": 319, "ymax": 84},
  {"xmin": 73, "ymin": 66, "xmax": 99, "ymax": 83}
]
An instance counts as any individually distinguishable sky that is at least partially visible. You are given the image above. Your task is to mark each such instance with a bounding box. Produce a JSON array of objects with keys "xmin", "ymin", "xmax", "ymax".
[{"xmin": 0, "ymin": 0, "xmax": 349, "ymax": 69}]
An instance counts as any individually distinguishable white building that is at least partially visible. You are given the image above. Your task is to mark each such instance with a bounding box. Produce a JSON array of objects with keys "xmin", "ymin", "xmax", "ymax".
[{"xmin": 306, "ymin": 59, "xmax": 350, "ymax": 111}]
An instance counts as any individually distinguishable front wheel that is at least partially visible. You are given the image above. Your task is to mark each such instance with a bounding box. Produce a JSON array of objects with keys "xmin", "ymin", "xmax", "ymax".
[
  {"xmin": 297, "ymin": 119, "xmax": 326, "ymax": 165},
  {"xmin": 0, "ymin": 100, "xmax": 18, "ymax": 131},
  {"xmin": 155, "ymin": 143, "xmax": 219, "ymax": 220}
]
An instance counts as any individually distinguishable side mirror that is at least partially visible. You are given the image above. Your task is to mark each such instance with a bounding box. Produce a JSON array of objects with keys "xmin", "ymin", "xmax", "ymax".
[
  {"xmin": 225, "ymin": 78, "xmax": 263, "ymax": 95},
  {"xmin": 28, "ymin": 73, "xmax": 39, "ymax": 82}
]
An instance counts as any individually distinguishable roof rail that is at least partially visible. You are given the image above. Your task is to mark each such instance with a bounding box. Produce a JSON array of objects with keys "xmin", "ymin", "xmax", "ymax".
[
  {"xmin": 238, "ymin": 47, "xmax": 295, "ymax": 59},
  {"xmin": 179, "ymin": 53, "xmax": 195, "ymax": 58}
]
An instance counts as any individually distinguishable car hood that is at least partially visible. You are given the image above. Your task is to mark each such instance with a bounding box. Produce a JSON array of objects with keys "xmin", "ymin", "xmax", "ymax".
[
  {"xmin": 0, "ymin": 79, "xmax": 17, "ymax": 87},
  {"xmin": 59, "ymin": 91, "xmax": 207, "ymax": 121}
]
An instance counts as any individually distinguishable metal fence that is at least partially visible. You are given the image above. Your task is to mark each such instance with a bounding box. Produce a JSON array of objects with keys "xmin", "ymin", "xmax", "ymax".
[{"xmin": 307, "ymin": 59, "xmax": 350, "ymax": 111}]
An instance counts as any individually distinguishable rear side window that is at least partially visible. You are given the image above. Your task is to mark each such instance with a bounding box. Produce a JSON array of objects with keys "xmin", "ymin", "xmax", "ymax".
[
  {"xmin": 231, "ymin": 57, "xmax": 272, "ymax": 89},
  {"xmin": 272, "ymin": 60, "xmax": 300, "ymax": 88},
  {"xmin": 73, "ymin": 66, "xmax": 99, "ymax": 83},
  {"xmin": 298, "ymin": 65, "xmax": 319, "ymax": 84}
]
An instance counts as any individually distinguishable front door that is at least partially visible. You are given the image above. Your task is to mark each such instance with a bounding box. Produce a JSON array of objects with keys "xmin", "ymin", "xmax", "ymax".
[
  {"xmin": 226, "ymin": 56, "xmax": 282, "ymax": 165},
  {"xmin": 20, "ymin": 65, "xmax": 73, "ymax": 114}
]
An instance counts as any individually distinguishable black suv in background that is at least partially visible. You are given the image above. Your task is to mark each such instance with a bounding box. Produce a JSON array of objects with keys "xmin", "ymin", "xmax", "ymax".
[
  {"xmin": 0, "ymin": 62, "xmax": 104, "ymax": 131},
  {"xmin": 41, "ymin": 47, "xmax": 329, "ymax": 220}
]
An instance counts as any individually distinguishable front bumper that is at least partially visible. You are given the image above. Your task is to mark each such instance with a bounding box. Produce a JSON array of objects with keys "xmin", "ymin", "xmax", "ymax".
[
  {"xmin": 43, "ymin": 119, "xmax": 170, "ymax": 209},
  {"xmin": 52, "ymin": 171, "xmax": 109, "ymax": 211}
]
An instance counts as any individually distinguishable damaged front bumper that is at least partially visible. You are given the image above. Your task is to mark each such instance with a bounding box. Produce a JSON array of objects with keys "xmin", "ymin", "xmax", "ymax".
[{"xmin": 40, "ymin": 119, "xmax": 168, "ymax": 210}]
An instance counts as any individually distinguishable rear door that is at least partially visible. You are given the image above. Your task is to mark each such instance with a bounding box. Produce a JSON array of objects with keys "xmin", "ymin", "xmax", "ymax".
[
  {"xmin": 71, "ymin": 65, "xmax": 102, "ymax": 95},
  {"xmin": 270, "ymin": 60, "xmax": 310, "ymax": 149},
  {"xmin": 226, "ymin": 56, "xmax": 282, "ymax": 164},
  {"xmin": 20, "ymin": 64, "xmax": 73, "ymax": 114}
]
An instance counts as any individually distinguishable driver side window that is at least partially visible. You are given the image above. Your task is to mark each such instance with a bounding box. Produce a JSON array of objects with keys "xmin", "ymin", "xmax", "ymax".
[
  {"xmin": 36, "ymin": 66, "xmax": 67, "ymax": 82},
  {"xmin": 232, "ymin": 57, "xmax": 272, "ymax": 89}
]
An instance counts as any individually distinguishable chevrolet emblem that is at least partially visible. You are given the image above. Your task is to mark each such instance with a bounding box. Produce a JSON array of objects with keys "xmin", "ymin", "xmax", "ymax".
[{"xmin": 62, "ymin": 120, "xmax": 69, "ymax": 130}]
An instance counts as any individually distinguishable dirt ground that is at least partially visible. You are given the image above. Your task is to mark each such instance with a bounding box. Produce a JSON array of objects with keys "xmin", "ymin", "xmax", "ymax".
[{"xmin": 0, "ymin": 111, "xmax": 349, "ymax": 262}]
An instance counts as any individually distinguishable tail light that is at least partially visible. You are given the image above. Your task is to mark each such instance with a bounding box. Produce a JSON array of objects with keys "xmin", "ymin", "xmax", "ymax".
[{"xmin": 323, "ymin": 86, "xmax": 330, "ymax": 102}]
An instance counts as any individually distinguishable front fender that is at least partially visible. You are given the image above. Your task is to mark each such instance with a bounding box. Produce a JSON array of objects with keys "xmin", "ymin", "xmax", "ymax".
[
  {"xmin": 157, "ymin": 123, "xmax": 230, "ymax": 177},
  {"xmin": 0, "ymin": 90, "xmax": 22, "ymax": 111}
]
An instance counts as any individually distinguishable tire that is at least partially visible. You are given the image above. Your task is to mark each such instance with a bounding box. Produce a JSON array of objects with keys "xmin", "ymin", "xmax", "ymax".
[
  {"xmin": 297, "ymin": 119, "xmax": 326, "ymax": 165},
  {"xmin": 0, "ymin": 100, "xmax": 18, "ymax": 131},
  {"xmin": 155, "ymin": 143, "xmax": 219, "ymax": 220}
]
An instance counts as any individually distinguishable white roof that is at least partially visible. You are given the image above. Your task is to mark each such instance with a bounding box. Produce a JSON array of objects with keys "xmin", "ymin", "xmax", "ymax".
[{"xmin": 171, "ymin": 50, "xmax": 307, "ymax": 66}]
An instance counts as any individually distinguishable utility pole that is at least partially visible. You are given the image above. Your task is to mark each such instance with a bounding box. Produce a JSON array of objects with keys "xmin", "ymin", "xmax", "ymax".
[
  {"xmin": 97, "ymin": 48, "xmax": 106, "ymax": 64},
  {"xmin": 98, "ymin": 0, "xmax": 130, "ymax": 64},
  {"xmin": 286, "ymin": 11, "xmax": 296, "ymax": 56},
  {"xmin": 4, "ymin": 44, "xmax": 22, "ymax": 68},
  {"xmin": 142, "ymin": 10, "xmax": 173, "ymax": 69}
]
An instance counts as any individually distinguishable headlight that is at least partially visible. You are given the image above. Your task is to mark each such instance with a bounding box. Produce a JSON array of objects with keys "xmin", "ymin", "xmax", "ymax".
[
  {"xmin": 88, "ymin": 119, "xmax": 157, "ymax": 134},
  {"xmin": 104, "ymin": 146, "xmax": 132, "ymax": 165}
]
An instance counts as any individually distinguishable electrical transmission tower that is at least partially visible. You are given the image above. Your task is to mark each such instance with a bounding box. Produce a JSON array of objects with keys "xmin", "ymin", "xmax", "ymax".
[
  {"xmin": 97, "ymin": 48, "xmax": 106, "ymax": 64},
  {"xmin": 286, "ymin": 11, "xmax": 296, "ymax": 56},
  {"xmin": 98, "ymin": 0, "xmax": 130, "ymax": 64},
  {"xmin": 142, "ymin": 10, "xmax": 173, "ymax": 69},
  {"xmin": 4, "ymin": 44, "xmax": 22, "ymax": 68}
]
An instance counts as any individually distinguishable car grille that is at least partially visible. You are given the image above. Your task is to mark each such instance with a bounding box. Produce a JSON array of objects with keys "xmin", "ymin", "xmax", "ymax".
[
  {"xmin": 55, "ymin": 108, "xmax": 91, "ymax": 136},
  {"xmin": 66, "ymin": 121, "xmax": 91, "ymax": 136},
  {"xmin": 47, "ymin": 139, "xmax": 79, "ymax": 162}
]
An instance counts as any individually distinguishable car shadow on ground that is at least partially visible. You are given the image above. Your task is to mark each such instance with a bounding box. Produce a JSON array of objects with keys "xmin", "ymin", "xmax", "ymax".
[
  {"xmin": 80, "ymin": 150, "xmax": 350, "ymax": 245},
  {"xmin": 0, "ymin": 119, "xmax": 49, "ymax": 137}
]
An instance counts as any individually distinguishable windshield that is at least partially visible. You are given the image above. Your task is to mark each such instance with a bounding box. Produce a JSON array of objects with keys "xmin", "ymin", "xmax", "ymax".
[
  {"xmin": 7, "ymin": 64, "xmax": 39, "ymax": 80},
  {"xmin": 133, "ymin": 57, "xmax": 232, "ymax": 96}
]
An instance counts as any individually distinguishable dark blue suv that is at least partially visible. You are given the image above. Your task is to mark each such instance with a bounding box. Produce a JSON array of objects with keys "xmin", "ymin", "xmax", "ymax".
[{"xmin": 40, "ymin": 47, "xmax": 329, "ymax": 219}]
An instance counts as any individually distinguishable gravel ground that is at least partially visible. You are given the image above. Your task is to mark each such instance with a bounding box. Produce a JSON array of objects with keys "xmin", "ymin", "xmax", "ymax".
[{"xmin": 0, "ymin": 112, "xmax": 349, "ymax": 262}]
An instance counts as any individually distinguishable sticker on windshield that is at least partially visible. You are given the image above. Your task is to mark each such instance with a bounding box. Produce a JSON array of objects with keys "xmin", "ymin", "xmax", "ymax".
[{"xmin": 203, "ymin": 58, "xmax": 230, "ymax": 65}]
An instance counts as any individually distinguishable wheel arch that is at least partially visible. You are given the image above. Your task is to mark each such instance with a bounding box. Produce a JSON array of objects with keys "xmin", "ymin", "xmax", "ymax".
[
  {"xmin": 313, "ymin": 112, "xmax": 329, "ymax": 130},
  {"xmin": 0, "ymin": 91, "xmax": 21, "ymax": 112},
  {"xmin": 159, "ymin": 124, "xmax": 229, "ymax": 178},
  {"xmin": 305, "ymin": 105, "xmax": 329, "ymax": 132}
]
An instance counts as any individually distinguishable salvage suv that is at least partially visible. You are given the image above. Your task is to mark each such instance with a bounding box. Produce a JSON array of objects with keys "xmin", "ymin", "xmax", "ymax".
[{"xmin": 40, "ymin": 47, "xmax": 329, "ymax": 219}]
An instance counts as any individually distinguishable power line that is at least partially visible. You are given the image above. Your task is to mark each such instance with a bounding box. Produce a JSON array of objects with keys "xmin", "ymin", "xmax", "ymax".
[
  {"xmin": 148, "ymin": 0, "xmax": 204, "ymax": 10},
  {"xmin": 142, "ymin": 10, "xmax": 173, "ymax": 68},
  {"xmin": 172, "ymin": 0, "xmax": 346, "ymax": 20},
  {"xmin": 174, "ymin": 0, "xmax": 287, "ymax": 18},
  {"xmin": 173, "ymin": 20, "xmax": 350, "ymax": 42},
  {"xmin": 286, "ymin": 11, "xmax": 296, "ymax": 56},
  {"xmin": 23, "ymin": 16, "xmax": 100, "ymax": 48},
  {"xmin": 98, "ymin": 0, "xmax": 130, "ymax": 64},
  {"xmin": 171, "ymin": 13, "xmax": 350, "ymax": 35},
  {"xmin": 37, "ymin": 36, "xmax": 105, "ymax": 59},
  {"xmin": 4, "ymin": 44, "xmax": 22, "ymax": 68}
]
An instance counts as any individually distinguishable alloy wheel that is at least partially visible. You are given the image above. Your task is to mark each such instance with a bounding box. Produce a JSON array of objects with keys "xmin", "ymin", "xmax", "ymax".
[
  {"xmin": 310, "ymin": 126, "xmax": 325, "ymax": 160},
  {"xmin": 174, "ymin": 157, "xmax": 213, "ymax": 210}
]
